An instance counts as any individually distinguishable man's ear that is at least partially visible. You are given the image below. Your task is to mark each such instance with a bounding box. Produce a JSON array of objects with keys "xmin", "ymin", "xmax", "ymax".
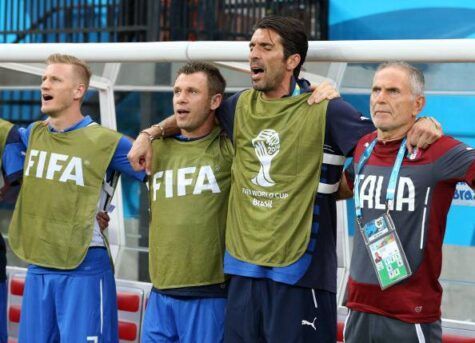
[
  {"xmin": 210, "ymin": 93, "xmax": 223, "ymax": 111},
  {"xmin": 74, "ymin": 83, "xmax": 87, "ymax": 101},
  {"xmin": 413, "ymin": 95, "xmax": 426, "ymax": 117},
  {"xmin": 286, "ymin": 53, "xmax": 301, "ymax": 72}
]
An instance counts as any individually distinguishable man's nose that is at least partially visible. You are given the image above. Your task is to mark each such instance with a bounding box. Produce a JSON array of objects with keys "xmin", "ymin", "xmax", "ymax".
[
  {"xmin": 249, "ymin": 48, "xmax": 260, "ymax": 61},
  {"xmin": 176, "ymin": 92, "xmax": 187, "ymax": 103},
  {"xmin": 41, "ymin": 79, "xmax": 49, "ymax": 90},
  {"xmin": 374, "ymin": 90, "xmax": 387, "ymax": 103}
]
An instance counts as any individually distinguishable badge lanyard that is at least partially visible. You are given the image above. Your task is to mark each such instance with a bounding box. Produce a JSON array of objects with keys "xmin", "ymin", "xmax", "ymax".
[
  {"xmin": 291, "ymin": 83, "xmax": 301, "ymax": 97},
  {"xmin": 353, "ymin": 137, "xmax": 413, "ymax": 290},
  {"xmin": 354, "ymin": 137, "xmax": 407, "ymax": 222}
]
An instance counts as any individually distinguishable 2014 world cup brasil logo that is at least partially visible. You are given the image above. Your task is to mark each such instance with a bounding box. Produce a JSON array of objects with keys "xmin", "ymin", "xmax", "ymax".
[{"xmin": 251, "ymin": 129, "xmax": 280, "ymax": 187}]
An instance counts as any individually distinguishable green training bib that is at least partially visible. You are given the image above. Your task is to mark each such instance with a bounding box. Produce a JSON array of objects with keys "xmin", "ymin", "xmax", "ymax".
[
  {"xmin": 148, "ymin": 127, "xmax": 233, "ymax": 289},
  {"xmin": 226, "ymin": 89, "xmax": 327, "ymax": 267},
  {"xmin": 9, "ymin": 122, "xmax": 120, "ymax": 269}
]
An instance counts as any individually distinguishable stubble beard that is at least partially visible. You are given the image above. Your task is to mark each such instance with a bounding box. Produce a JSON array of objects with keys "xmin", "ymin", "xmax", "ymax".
[
  {"xmin": 178, "ymin": 110, "xmax": 211, "ymax": 133},
  {"xmin": 252, "ymin": 79, "xmax": 271, "ymax": 92},
  {"xmin": 252, "ymin": 70, "xmax": 285, "ymax": 94}
]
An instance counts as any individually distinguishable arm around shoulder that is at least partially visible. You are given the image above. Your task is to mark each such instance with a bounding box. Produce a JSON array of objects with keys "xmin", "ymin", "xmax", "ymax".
[
  {"xmin": 327, "ymin": 98, "xmax": 375, "ymax": 157},
  {"xmin": 127, "ymin": 114, "xmax": 179, "ymax": 173}
]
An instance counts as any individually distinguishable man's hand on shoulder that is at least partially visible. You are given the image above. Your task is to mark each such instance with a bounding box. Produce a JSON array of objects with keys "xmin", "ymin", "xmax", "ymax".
[
  {"xmin": 307, "ymin": 80, "xmax": 340, "ymax": 105},
  {"xmin": 406, "ymin": 116, "xmax": 443, "ymax": 153}
]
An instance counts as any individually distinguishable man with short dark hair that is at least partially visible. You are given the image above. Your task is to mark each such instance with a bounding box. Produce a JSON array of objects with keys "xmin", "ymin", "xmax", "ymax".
[
  {"xmin": 342, "ymin": 62, "xmax": 474, "ymax": 343},
  {"xmin": 221, "ymin": 16, "xmax": 370, "ymax": 342},
  {"xmin": 141, "ymin": 61, "xmax": 232, "ymax": 343}
]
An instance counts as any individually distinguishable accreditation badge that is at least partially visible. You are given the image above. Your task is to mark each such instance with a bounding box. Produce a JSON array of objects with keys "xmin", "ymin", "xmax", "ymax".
[{"xmin": 359, "ymin": 213, "xmax": 412, "ymax": 290}]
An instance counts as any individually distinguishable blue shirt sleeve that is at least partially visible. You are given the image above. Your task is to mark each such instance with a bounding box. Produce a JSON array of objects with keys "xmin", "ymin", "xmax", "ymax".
[
  {"xmin": 326, "ymin": 98, "xmax": 375, "ymax": 156},
  {"xmin": 216, "ymin": 91, "xmax": 244, "ymax": 141},
  {"xmin": 2, "ymin": 126, "xmax": 25, "ymax": 183},
  {"xmin": 108, "ymin": 136, "xmax": 147, "ymax": 182},
  {"xmin": 18, "ymin": 123, "xmax": 35, "ymax": 149}
]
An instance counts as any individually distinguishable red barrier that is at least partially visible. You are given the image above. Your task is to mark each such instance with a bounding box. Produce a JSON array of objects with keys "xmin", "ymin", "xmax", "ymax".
[
  {"xmin": 9, "ymin": 274, "xmax": 473, "ymax": 343},
  {"xmin": 116, "ymin": 286, "xmax": 145, "ymax": 342},
  {"xmin": 337, "ymin": 321, "xmax": 344, "ymax": 341},
  {"xmin": 119, "ymin": 321, "xmax": 138, "ymax": 341},
  {"xmin": 8, "ymin": 306, "xmax": 21, "ymax": 323},
  {"xmin": 10, "ymin": 278, "xmax": 24, "ymax": 296},
  {"xmin": 117, "ymin": 292, "xmax": 141, "ymax": 312},
  {"xmin": 443, "ymin": 336, "xmax": 475, "ymax": 343}
]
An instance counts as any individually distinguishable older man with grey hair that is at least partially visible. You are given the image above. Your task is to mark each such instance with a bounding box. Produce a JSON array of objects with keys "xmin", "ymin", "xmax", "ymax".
[{"xmin": 342, "ymin": 62, "xmax": 475, "ymax": 342}]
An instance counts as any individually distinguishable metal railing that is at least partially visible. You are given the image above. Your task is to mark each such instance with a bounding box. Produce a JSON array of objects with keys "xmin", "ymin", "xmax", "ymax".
[
  {"xmin": 0, "ymin": 0, "xmax": 328, "ymax": 122},
  {"xmin": 0, "ymin": 0, "xmax": 149, "ymax": 43},
  {"xmin": 161, "ymin": 0, "xmax": 328, "ymax": 41},
  {"xmin": 0, "ymin": 0, "xmax": 328, "ymax": 43}
]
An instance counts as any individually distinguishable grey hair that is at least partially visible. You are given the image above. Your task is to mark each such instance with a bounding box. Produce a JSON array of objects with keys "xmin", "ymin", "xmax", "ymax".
[{"xmin": 376, "ymin": 61, "xmax": 425, "ymax": 96}]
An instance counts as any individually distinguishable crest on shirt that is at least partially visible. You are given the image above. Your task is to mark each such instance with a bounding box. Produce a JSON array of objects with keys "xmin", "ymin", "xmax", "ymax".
[
  {"xmin": 406, "ymin": 147, "xmax": 421, "ymax": 160},
  {"xmin": 251, "ymin": 129, "xmax": 280, "ymax": 187}
]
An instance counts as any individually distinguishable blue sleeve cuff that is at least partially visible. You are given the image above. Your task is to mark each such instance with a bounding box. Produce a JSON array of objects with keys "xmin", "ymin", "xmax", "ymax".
[{"xmin": 109, "ymin": 136, "xmax": 147, "ymax": 182}]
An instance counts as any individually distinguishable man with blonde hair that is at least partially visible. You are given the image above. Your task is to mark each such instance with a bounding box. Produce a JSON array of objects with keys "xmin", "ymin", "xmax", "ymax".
[
  {"xmin": 8, "ymin": 53, "xmax": 146, "ymax": 342},
  {"xmin": 44, "ymin": 53, "xmax": 92, "ymax": 101}
]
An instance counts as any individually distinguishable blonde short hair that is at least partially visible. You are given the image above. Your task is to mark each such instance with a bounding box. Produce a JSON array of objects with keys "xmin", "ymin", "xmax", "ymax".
[{"xmin": 46, "ymin": 53, "xmax": 92, "ymax": 90}]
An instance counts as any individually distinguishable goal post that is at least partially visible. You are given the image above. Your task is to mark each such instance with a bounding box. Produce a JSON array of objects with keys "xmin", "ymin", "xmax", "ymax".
[{"xmin": 0, "ymin": 40, "xmax": 474, "ymax": 337}]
